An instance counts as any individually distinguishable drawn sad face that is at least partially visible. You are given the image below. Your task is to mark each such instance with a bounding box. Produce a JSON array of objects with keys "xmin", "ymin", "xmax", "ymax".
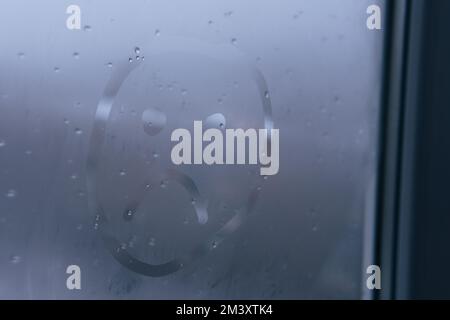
[{"xmin": 86, "ymin": 36, "xmax": 273, "ymax": 276}]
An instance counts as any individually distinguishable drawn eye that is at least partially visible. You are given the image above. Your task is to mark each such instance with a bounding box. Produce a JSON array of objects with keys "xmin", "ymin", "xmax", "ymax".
[
  {"xmin": 142, "ymin": 108, "xmax": 167, "ymax": 136},
  {"xmin": 205, "ymin": 113, "xmax": 226, "ymax": 130}
]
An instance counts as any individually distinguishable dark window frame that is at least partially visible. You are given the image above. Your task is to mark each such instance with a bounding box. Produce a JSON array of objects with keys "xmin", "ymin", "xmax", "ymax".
[{"xmin": 376, "ymin": 0, "xmax": 450, "ymax": 299}]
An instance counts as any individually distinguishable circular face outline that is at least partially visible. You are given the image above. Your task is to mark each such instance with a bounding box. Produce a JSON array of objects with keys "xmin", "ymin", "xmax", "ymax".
[{"xmin": 86, "ymin": 36, "xmax": 274, "ymax": 277}]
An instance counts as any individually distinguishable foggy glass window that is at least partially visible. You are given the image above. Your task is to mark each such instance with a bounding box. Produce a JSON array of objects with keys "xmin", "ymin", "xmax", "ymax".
[{"xmin": 0, "ymin": 0, "xmax": 385, "ymax": 299}]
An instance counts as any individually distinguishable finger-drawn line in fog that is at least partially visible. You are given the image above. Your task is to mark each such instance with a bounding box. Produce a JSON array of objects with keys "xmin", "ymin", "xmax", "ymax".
[{"xmin": 86, "ymin": 36, "xmax": 274, "ymax": 277}]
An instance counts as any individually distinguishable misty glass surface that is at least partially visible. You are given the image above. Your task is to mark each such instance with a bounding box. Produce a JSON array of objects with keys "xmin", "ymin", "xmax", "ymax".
[{"xmin": 0, "ymin": 0, "xmax": 385, "ymax": 299}]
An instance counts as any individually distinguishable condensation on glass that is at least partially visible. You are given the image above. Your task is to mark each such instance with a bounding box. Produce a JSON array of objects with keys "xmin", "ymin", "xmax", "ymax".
[{"xmin": 0, "ymin": 0, "xmax": 385, "ymax": 299}]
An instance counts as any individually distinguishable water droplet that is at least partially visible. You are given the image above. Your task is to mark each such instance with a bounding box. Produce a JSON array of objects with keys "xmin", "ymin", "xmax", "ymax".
[
  {"xmin": 9, "ymin": 255, "xmax": 21, "ymax": 264},
  {"xmin": 119, "ymin": 170, "xmax": 126, "ymax": 176},
  {"xmin": 0, "ymin": 140, "xmax": 6, "ymax": 148},
  {"xmin": 155, "ymin": 29, "xmax": 161, "ymax": 37},
  {"xmin": 134, "ymin": 47, "xmax": 140, "ymax": 55},
  {"xmin": 136, "ymin": 56, "xmax": 140, "ymax": 61},
  {"xmin": 123, "ymin": 209, "xmax": 134, "ymax": 221},
  {"xmin": 73, "ymin": 52, "xmax": 80, "ymax": 59},
  {"xmin": 264, "ymin": 91, "xmax": 270, "ymax": 99},
  {"xmin": 142, "ymin": 108, "xmax": 167, "ymax": 136},
  {"xmin": 160, "ymin": 180, "xmax": 167, "ymax": 189},
  {"xmin": 191, "ymin": 198, "xmax": 196, "ymax": 205},
  {"xmin": 181, "ymin": 89, "xmax": 187, "ymax": 95},
  {"xmin": 148, "ymin": 238, "xmax": 156, "ymax": 246},
  {"xmin": 128, "ymin": 236, "xmax": 137, "ymax": 248},
  {"xmin": 211, "ymin": 241, "xmax": 218, "ymax": 249},
  {"xmin": 83, "ymin": 25, "xmax": 92, "ymax": 32},
  {"xmin": 63, "ymin": 118, "xmax": 70, "ymax": 125},
  {"xmin": 70, "ymin": 174, "xmax": 78, "ymax": 180},
  {"xmin": 293, "ymin": 11, "xmax": 303, "ymax": 19},
  {"xmin": 74, "ymin": 128, "xmax": 83, "ymax": 135},
  {"xmin": 231, "ymin": 38, "xmax": 237, "ymax": 46},
  {"xmin": 17, "ymin": 52, "xmax": 25, "ymax": 59},
  {"xmin": 5, "ymin": 189, "xmax": 16, "ymax": 198},
  {"xmin": 106, "ymin": 62, "xmax": 113, "ymax": 68},
  {"xmin": 128, "ymin": 57, "xmax": 133, "ymax": 63},
  {"xmin": 145, "ymin": 184, "xmax": 151, "ymax": 190},
  {"xmin": 152, "ymin": 152, "xmax": 159, "ymax": 159},
  {"xmin": 54, "ymin": 67, "xmax": 60, "ymax": 73},
  {"xmin": 93, "ymin": 214, "xmax": 100, "ymax": 230}
]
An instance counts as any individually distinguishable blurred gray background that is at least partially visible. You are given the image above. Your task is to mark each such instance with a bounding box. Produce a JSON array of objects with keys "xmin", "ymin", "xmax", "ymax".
[{"xmin": 0, "ymin": 0, "xmax": 385, "ymax": 299}]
